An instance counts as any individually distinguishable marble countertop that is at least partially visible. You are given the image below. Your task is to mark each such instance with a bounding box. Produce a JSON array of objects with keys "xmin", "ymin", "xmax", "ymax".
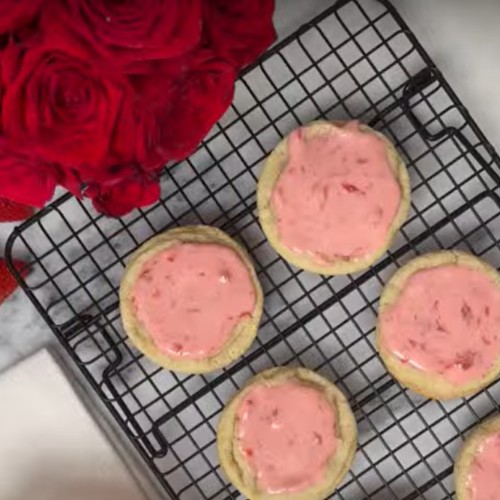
[{"xmin": 0, "ymin": 1, "xmax": 499, "ymax": 498}]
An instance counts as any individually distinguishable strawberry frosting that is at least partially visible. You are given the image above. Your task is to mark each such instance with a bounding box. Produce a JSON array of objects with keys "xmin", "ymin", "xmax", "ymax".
[
  {"xmin": 236, "ymin": 381, "xmax": 337, "ymax": 493},
  {"xmin": 131, "ymin": 243, "xmax": 256, "ymax": 359},
  {"xmin": 271, "ymin": 122, "xmax": 401, "ymax": 262}
]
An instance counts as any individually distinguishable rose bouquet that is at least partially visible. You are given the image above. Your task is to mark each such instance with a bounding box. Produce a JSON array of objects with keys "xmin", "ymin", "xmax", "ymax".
[{"xmin": 0, "ymin": 0, "xmax": 276, "ymax": 216}]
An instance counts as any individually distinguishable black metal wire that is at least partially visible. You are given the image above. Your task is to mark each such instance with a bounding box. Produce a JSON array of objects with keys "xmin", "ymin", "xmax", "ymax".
[{"xmin": 6, "ymin": 0, "xmax": 500, "ymax": 498}]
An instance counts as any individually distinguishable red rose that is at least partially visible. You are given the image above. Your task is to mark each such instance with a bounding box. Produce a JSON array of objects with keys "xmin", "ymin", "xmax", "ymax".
[
  {"xmin": 0, "ymin": 139, "xmax": 63, "ymax": 208},
  {"xmin": 0, "ymin": 0, "xmax": 43, "ymax": 34},
  {"xmin": 85, "ymin": 166, "xmax": 160, "ymax": 217},
  {"xmin": 0, "ymin": 0, "xmax": 276, "ymax": 216},
  {"xmin": 44, "ymin": 0, "xmax": 202, "ymax": 70},
  {"xmin": 136, "ymin": 50, "xmax": 236, "ymax": 168},
  {"xmin": 203, "ymin": 0, "xmax": 276, "ymax": 69},
  {"xmin": 1, "ymin": 44, "xmax": 136, "ymax": 178}
]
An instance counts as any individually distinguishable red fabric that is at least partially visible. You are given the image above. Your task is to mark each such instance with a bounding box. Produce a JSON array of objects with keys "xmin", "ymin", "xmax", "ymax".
[
  {"xmin": 0, "ymin": 0, "xmax": 276, "ymax": 216},
  {"xmin": 0, "ymin": 259, "xmax": 29, "ymax": 306},
  {"xmin": 0, "ymin": 198, "xmax": 33, "ymax": 222}
]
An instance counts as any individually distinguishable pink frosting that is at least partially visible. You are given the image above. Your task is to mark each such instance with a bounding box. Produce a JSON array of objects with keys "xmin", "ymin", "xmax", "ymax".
[
  {"xmin": 235, "ymin": 381, "xmax": 337, "ymax": 494},
  {"xmin": 271, "ymin": 122, "xmax": 401, "ymax": 262},
  {"xmin": 131, "ymin": 243, "xmax": 256, "ymax": 359},
  {"xmin": 380, "ymin": 264, "xmax": 500, "ymax": 385},
  {"xmin": 467, "ymin": 431, "xmax": 500, "ymax": 500}
]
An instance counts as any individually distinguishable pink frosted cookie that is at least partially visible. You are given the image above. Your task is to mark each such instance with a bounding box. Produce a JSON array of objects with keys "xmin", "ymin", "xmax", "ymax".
[
  {"xmin": 217, "ymin": 367, "xmax": 357, "ymax": 500},
  {"xmin": 120, "ymin": 226, "xmax": 263, "ymax": 374},
  {"xmin": 377, "ymin": 251, "xmax": 500, "ymax": 399},
  {"xmin": 455, "ymin": 417, "xmax": 500, "ymax": 500},
  {"xmin": 257, "ymin": 120, "xmax": 410, "ymax": 275}
]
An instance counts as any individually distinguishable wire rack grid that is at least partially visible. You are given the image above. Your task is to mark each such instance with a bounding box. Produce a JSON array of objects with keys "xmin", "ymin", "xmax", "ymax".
[{"xmin": 6, "ymin": 0, "xmax": 500, "ymax": 498}]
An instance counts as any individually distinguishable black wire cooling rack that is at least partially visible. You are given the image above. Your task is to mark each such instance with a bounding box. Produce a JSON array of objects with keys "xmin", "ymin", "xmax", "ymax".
[{"xmin": 6, "ymin": 0, "xmax": 500, "ymax": 498}]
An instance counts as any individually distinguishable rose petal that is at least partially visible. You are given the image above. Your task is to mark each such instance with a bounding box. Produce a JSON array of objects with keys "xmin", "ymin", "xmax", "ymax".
[
  {"xmin": 0, "ymin": 140, "xmax": 61, "ymax": 208},
  {"xmin": 0, "ymin": 0, "xmax": 43, "ymax": 34},
  {"xmin": 42, "ymin": 0, "xmax": 202, "ymax": 70},
  {"xmin": 203, "ymin": 0, "xmax": 276, "ymax": 70},
  {"xmin": 136, "ymin": 50, "xmax": 236, "ymax": 168},
  {"xmin": 1, "ymin": 43, "xmax": 135, "ymax": 173},
  {"xmin": 86, "ymin": 170, "xmax": 161, "ymax": 217}
]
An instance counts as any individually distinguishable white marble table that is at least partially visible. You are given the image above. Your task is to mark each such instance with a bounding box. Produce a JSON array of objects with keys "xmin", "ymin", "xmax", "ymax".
[{"xmin": 0, "ymin": 1, "xmax": 499, "ymax": 498}]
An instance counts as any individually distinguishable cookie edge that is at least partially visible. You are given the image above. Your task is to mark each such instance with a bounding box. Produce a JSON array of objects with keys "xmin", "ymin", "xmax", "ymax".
[{"xmin": 454, "ymin": 416, "xmax": 500, "ymax": 500}]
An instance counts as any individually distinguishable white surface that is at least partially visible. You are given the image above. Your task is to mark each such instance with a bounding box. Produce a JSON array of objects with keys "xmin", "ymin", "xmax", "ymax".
[
  {"xmin": 397, "ymin": 0, "xmax": 500, "ymax": 153},
  {"xmin": 0, "ymin": 350, "xmax": 148, "ymax": 500}
]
